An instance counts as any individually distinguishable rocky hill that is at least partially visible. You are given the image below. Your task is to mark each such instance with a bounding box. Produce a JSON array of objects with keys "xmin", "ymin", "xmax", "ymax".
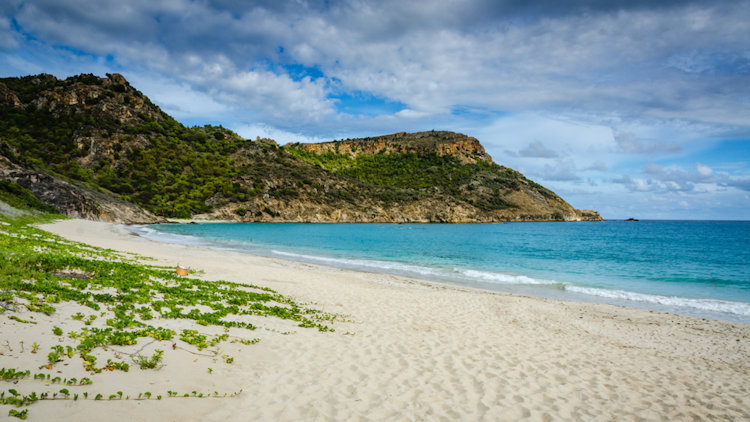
[
  {"xmin": 0, "ymin": 73, "xmax": 601, "ymax": 223},
  {"xmin": 293, "ymin": 131, "xmax": 493, "ymax": 164}
]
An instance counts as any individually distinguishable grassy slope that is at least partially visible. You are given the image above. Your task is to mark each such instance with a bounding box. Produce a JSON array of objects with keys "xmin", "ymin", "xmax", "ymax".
[{"xmin": 0, "ymin": 181, "xmax": 59, "ymax": 214}]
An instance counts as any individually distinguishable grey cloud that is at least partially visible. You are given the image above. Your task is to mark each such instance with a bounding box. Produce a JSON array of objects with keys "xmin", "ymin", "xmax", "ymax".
[
  {"xmin": 614, "ymin": 132, "xmax": 682, "ymax": 154},
  {"xmin": 721, "ymin": 177, "xmax": 750, "ymax": 191},
  {"xmin": 517, "ymin": 141, "xmax": 559, "ymax": 158},
  {"xmin": 643, "ymin": 162, "xmax": 715, "ymax": 184},
  {"xmin": 585, "ymin": 161, "xmax": 607, "ymax": 171},
  {"xmin": 5, "ymin": 0, "xmax": 750, "ymax": 136},
  {"xmin": 541, "ymin": 159, "xmax": 580, "ymax": 181}
]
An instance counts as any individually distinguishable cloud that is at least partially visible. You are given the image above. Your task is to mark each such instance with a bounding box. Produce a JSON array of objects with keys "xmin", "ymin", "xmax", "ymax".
[
  {"xmin": 4, "ymin": 0, "xmax": 750, "ymax": 135},
  {"xmin": 228, "ymin": 122, "xmax": 326, "ymax": 145},
  {"xmin": 723, "ymin": 177, "xmax": 750, "ymax": 191},
  {"xmin": 611, "ymin": 174, "xmax": 686, "ymax": 193},
  {"xmin": 513, "ymin": 141, "xmax": 559, "ymax": 158},
  {"xmin": 541, "ymin": 159, "xmax": 580, "ymax": 181},
  {"xmin": 0, "ymin": 16, "xmax": 18, "ymax": 50},
  {"xmin": 614, "ymin": 161, "xmax": 750, "ymax": 194},
  {"xmin": 613, "ymin": 131, "xmax": 682, "ymax": 154},
  {"xmin": 643, "ymin": 162, "xmax": 714, "ymax": 184},
  {"xmin": 585, "ymin": 161, "xmax": 608, "ymax": 171}
]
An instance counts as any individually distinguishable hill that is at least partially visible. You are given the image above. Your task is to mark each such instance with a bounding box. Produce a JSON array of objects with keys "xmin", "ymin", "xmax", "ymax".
[{"xmin": 0, "ymin": 73, "xmax": 601, "ymax": 223}]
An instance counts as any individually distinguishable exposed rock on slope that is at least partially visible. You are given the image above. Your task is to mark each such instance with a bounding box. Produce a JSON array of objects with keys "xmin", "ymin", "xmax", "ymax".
[
  {"xmin": 0, "ymin": 72, "xmax": 601, "ymax": 223},
  {"xmin": 294, "ymin": 131, "xmax": 493, "ymax": 164},
  {"xmin": 0, "ymin": 154, "xmax": 165, "ymax": 224}
]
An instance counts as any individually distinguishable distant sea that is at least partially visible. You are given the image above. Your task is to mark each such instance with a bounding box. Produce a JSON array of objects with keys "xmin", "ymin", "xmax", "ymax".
[{"xmin": 130, "ymin": 221, "xmax": 750, "ymax": 324}]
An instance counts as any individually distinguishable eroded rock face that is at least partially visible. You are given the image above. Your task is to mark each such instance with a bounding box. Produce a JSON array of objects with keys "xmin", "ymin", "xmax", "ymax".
[
  {"xmin": 0, "ymin": 82, "xmax": 21, "ymax": 108},
  {"xmin": 291, "ymin": 131, "xmax": 494, "ymax": 164},
  {"xmin": 0, "ymin": 157, "xmax": 165, "ymax": 224}
]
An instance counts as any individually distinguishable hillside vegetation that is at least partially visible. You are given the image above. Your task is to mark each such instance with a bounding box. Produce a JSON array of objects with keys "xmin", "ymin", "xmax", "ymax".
[{"xmin": 0, "ymin": 73, "xmax": 600, "ymax": 223}]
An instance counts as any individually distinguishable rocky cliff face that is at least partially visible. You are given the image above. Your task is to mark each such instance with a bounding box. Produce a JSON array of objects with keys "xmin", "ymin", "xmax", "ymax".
[
  {"xmin": 0, "ymin": 153, "xmax": 164, "ymax": 224},
  {"xmin": 1, "ymin": 73, "xmax": 163, "ymax": 123},
  {"xmin": 291, "ymin": 131, "xmax": 494, "ymax": 164}
]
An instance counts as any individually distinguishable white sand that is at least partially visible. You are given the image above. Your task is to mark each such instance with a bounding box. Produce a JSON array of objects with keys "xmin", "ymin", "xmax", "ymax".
[{"xmin": 2, "ymin": 218, "xmax": 748, "ymax": 421}]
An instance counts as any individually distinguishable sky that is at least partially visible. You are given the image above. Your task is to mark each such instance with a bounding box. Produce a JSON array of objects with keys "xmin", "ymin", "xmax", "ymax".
[{"xmin": 1, "ymin": 0, "xmax": 749, "ymax": 220}]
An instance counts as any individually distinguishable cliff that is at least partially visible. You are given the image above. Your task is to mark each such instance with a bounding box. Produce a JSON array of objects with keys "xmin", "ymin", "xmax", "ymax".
[
  {"xmin": 0, "ymin": 73, "xmax": 601, "ymax": 223},
  {"xmin": 292, "ymin": 131, "xmax": 493, "ymax": 164}
]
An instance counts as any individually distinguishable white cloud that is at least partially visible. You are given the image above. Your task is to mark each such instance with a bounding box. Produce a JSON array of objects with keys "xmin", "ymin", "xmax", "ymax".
[
  {"xmin": 229, "ymin": 123, "xmax": 325, "ymax": 145},
  {"xmin": 696, "ymin": 163, "xmax": 713, "ymax": 177}
]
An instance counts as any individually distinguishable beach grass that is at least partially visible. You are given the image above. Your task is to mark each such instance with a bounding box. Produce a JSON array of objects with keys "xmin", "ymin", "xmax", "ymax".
[{"xmin": 0, "ymin": 213, "xmax": 335, "ymax": 418}]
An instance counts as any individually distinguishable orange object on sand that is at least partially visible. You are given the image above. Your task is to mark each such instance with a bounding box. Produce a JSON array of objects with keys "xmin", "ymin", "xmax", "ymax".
[{"xmin": 176, "ymin": 266, "xmax": 189, "ymax": 277}]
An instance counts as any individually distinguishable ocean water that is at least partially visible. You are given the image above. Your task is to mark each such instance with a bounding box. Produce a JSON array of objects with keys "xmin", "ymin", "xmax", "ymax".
[{"xmin": 130, "ymin": 221, "xmax": 750, "ymax": 324}]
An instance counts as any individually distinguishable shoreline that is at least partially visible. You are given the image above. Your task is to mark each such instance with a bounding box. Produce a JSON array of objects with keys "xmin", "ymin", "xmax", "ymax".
[
  {"xmin": 129, "ymin": 220, "xmax": 750, "ymax": 325},
  {"xmin": 6, "ymin": 217, "xmax": 749, "ymax": 420}
]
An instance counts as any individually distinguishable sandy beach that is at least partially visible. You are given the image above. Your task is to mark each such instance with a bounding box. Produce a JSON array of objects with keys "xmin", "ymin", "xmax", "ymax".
[{"xmin": 1, "ymin": 218, "xmax": 748, "ymax": 421}]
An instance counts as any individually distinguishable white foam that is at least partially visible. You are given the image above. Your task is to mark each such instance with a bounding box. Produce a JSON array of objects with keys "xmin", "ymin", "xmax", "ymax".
[
  {"xmin": 271, "ymin": 250, "xmax": 446, "ymax": 278},
  {"xmin": 565, "ymin": 285, "xmax": 750, "ymax": 317},
  {"xmin": 129, "ymin": 225, "xmax": 750, "ymax": 321},
  {"xmin": 126, "ymin": 225, "xmax": 210, "ymax": 247},
  {"xmin": 458, "ymin": 269, "xmax": 560, "ymax": 286}
]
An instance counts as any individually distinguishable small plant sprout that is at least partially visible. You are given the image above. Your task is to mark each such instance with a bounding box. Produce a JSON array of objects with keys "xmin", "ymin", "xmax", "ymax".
[
  {"xmin": 208, "ymin": 367, "xmax": 213, "ymax": 374},
  {"xmin": 31, "ymin": 342, "xmax": 39, "ymax": 353},
  {"xmin": 52, "ymin": 326, "xmax": 63, "ymax": 336},
  {"xmin": 133, "ymin": 349, "xmax": 164, "ymax": 370}
]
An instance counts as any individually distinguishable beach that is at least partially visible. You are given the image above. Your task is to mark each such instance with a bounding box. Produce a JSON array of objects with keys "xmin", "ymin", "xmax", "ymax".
[{"xmin": 3, "ymin": 218, "xmax": 749, "ymax": 421}]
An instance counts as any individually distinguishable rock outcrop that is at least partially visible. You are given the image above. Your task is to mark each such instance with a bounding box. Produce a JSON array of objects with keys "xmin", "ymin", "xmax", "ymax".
[
  {"xmin": 291, "ymin": 131, "xmax": 493, "ymax": 164},
  {"xmin": 0, "ymin": 154, "xmax": 165, "ymax": 224}
]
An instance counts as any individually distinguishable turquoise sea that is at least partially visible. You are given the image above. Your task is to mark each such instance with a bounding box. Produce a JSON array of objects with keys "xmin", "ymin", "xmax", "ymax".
[{"xmin": 131, "ymin": 221, "xmax": 750, "ymax": 324}]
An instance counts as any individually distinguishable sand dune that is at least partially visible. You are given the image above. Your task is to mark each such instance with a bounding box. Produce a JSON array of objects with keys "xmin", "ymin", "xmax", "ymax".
[{"xmin": 1, "ymin": 219, "xmax": 747, "ymax": 421}]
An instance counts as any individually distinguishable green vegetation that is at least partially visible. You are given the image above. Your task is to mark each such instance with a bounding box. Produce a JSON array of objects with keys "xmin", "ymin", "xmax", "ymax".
[
  {"xmin": 0, "ymin": 213, "xmax": 336, "ymax": 417},
  {"xmin": 0, "ymin": 376, "xmax": 242, "ymax": 419},
  {"xmin": 286, "ymin": 146, "xmax": 521, "ymax": 211},
  {"xmin": 7, "ymin": 316, "xmax": 36, "ymax": 324},
  {"xmin": 132, "ymin": 349, "xmax": 164, "ymax": 370},
  {"xmin": 0, "ymin": 181, "xmax": 59, "ymax": 214},
  {"xmin": 0, "ymin": 73, "xmax": 576, "ymax": 221},
  {"xmin": 0, "ymin": 75, "xmax": 247, "ymax": 218}
]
